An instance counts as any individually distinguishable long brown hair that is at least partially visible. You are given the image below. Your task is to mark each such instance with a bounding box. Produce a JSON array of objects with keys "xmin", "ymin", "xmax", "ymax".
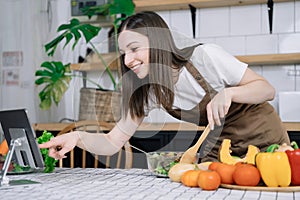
[{"xmin": 118, "ymin": 11, "xmax": 199, "ymax": 119}]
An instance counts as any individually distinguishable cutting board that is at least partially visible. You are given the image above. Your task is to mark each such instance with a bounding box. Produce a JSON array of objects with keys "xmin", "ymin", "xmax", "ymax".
[{"xmin": 221, "ymin": 184, "xmax": 300, "ymax": 192}]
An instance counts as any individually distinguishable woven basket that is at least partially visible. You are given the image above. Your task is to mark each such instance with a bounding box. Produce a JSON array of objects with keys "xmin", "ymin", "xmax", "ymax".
[{"xmin": 79, "ymin": 88, "xmax": 121, "ymax": 122}]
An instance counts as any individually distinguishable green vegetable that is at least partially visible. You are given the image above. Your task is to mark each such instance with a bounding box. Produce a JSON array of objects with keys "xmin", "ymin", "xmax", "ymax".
[
  {"xmin": 154, "ymin": 159, "xmax": 180, "ymax": 176},
  {"xmin": 12, "ymin": 163, "xmax": 31, "ymax": 173},
  {"xmin": 37, "ymin": 130, "xmax": 58, "ymax": 173}
]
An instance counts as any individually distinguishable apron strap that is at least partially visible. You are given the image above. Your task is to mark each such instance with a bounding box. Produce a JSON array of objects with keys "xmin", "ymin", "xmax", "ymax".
[{"xmin": 185, "ymin": 61, "xmax": 216, "ymax": 95}]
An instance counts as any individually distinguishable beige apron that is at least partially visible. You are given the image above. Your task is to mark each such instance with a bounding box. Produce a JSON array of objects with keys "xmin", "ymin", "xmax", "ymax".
[{"xmin": 166, "ymin": 62, "xmax": 290, "ymax": 162}]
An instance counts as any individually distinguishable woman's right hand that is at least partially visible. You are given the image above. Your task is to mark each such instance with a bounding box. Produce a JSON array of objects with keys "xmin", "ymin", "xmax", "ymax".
[
  {"xmin": 206, "ymin": 88, "xmax": 232, "ymax": 130},
  {"xmin": 38, "ymin": 132, "xmax": 80, "ymax": 160}
]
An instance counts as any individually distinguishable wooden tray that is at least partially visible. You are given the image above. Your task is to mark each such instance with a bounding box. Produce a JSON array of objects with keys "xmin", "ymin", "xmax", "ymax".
[{"xmin": 221, "ymin": 184, "xmax": 300, "ymax": 192}]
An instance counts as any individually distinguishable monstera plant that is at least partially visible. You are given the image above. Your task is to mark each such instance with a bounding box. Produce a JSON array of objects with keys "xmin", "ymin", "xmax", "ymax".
[{"xmin": 35, "ymin": 0, "xmax": 135, "ymax": 110}]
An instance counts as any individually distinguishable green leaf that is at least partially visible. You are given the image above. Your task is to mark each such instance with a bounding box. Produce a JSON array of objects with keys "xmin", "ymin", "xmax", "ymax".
[
  {"xmin": 44, "ymin": 35, "xmax": 64, "ymax": 57},
  {"xmin": 80, "ymin": 3, "xmax": 110, "ymax": 18},
  {"xmin": 40, "ymin": 61, "xmax": 57, "ymax": 72},
  {"xmin": 44, "ymin": 19, "xmax": 101, "ymax": 56},
  {"xmin": 35, "ymin": 77, "xmax": 52, "ymax": 85},
  {"xmin": 35, "ymin": 61, "xmax": 72, "ymax": 110},
  {"xmin": 109, "ymin": 0, "xmax": 135, "ymax": 17},
  {"xmin": 35, "ymin": 70, "xmax": 53, "ymax": 77},
  {"xmin": 78, "ymin": 25, "xmax": 93, "ymax": 43},
  {"xmin": 79, "ymin": 0, "xmax": 134, "ymax": 26},
  {"xmin": 57, "ymin": 18, "xmax": 80, "ymax": 31},
  {"xmin": 39, "ymin": 97, "xmax": 52, "ymax": 110}
]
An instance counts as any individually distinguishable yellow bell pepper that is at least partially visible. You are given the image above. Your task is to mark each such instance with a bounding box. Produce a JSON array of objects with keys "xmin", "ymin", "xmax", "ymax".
[{"xmin": 255, "ymin": 152, "xmax": 291, "ymax": 187}]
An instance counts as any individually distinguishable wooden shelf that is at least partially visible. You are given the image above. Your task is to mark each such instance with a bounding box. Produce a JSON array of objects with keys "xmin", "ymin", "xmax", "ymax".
[
  {"xmin": 133, "ymin": 0, "xmax": 292, "ymax": 12},
  {"xmin": 71, "ymin": 62, "xmax": 118, "ymax": 71},
  {"xmin": 70, "ymin": 52, "xmax": 119, "ymax": 71},
  {"xmin": 70, "ymin": 52, "xmax": 300, "ymax": 72},
  {"xmin": 236, "ymin": 53, "xmax": 300, "ymax": 66}
]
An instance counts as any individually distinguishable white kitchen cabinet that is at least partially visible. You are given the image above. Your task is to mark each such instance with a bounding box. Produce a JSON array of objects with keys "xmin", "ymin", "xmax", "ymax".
[
  {"xmin": 279, "ymin": 91, "xmax": 300, "ymax": 122},
  {"xmin": 263, "ymin": 65, "xmax": 295, "ymax": 112},
  {"xmin": 263, "ymin": 65, "xmax": 295, "ymax": 91}
]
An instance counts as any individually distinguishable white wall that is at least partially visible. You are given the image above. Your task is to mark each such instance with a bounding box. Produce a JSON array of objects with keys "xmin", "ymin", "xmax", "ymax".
[
  {"xmin": 0, "ymin": 0, "xmax": 76, "ymax": 123},
  {"xmin": 0, "ymin": 0, "xmax": 46, "ymax": 122}
]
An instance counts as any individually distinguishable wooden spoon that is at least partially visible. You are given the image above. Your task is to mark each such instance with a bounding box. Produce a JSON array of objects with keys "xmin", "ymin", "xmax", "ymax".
[{"xmin": 180, "ymin": 125, "xmax": 211, "ymax": 164}]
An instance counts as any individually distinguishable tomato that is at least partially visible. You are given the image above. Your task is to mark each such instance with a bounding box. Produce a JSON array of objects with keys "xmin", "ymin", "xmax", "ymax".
[
  {"xmin": 233, "ymin": 163, "xmax": 261, "ymax": 186},
  {"xmin": 198, "ymin": 171, "xmax": 221, "ymax": 190},
  {"xmin": 208, "ymin": 162, "xmax": 222, "ymax": 171},
  {"xmin": 215, "ymin": 163, "xmax": 236, "ymax": 184}
]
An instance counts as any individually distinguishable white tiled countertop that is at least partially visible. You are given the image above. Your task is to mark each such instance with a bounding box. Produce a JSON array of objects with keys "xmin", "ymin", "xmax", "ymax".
[{"xmin": 1, "ymin": 168, "xmax": 299, "ymax": 200}]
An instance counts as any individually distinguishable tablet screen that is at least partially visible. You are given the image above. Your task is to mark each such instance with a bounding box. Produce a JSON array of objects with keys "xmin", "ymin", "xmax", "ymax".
[{"xmin": 0, "ymin": 109, "xmax": 44, "ymax": 169}]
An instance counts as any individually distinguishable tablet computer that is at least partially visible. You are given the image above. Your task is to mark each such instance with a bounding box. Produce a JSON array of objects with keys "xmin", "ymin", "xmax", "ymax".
[{"xmin": 0, "ymin": 109, "xmax": 44, "ymax": 170}]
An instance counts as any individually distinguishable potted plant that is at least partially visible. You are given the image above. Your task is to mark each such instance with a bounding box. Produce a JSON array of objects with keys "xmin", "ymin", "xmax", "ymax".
[{"xmin": 35, "ymin": 0, "xmax": 135, "ymax": 122}]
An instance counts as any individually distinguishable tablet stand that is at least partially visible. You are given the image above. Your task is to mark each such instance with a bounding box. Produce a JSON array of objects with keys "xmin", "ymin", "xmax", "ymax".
[{"xmin": 0, "ymin": 128, "xmax": 40, "ymax": 186}]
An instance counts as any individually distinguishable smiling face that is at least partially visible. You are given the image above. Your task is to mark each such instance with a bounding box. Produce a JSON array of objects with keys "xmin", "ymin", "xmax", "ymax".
[{"xmin": 118, "ymin": 30, "xmax": 150, "ymax": 79}]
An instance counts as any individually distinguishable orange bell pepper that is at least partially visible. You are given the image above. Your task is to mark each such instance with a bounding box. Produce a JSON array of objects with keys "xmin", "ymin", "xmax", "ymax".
[{"xmin": 0, "ymin": 139, "xmax": 9, "ymax": 155}]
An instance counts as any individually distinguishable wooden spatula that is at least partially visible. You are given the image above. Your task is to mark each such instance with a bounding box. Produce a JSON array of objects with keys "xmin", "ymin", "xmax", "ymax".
[{"xmin": 180, "ymin": 125, "xmax": 211, "ymax": 164}]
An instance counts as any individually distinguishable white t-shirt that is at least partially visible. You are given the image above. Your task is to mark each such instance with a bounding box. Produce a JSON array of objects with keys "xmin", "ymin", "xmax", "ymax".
[{"xmin": 150, "ymin": 43, "xmax": 248, "ymax": 112}]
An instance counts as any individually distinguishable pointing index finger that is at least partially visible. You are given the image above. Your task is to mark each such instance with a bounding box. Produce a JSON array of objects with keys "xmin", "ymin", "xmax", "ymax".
[{"xmin": 38, "ymin": 139, "xmax": 57, "ymax": 149}]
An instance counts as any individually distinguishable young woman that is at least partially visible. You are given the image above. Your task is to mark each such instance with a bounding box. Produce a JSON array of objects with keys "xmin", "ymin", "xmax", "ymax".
[{"xmin": 39, "ymin": 11, "xmax": 290, "ymax": 162}]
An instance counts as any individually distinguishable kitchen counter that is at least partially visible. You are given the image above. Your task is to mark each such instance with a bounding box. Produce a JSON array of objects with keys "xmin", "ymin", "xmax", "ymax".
[
  {"xmin": 33, "ymin": 122, "xmax": 300, "ymax": 132},
  {"xmin": 1, "ymin": 168, "xmax": 299, "ymax": 200}
]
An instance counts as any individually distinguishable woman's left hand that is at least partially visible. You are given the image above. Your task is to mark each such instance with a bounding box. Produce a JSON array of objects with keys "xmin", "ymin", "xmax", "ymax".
[
  {"xmin": 206, "ymin": 68, "xmax": 275, "ymax": 130},
  {"xmin": 206, "ymin": 88, "xmax": 232, "ymax": 130}
]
